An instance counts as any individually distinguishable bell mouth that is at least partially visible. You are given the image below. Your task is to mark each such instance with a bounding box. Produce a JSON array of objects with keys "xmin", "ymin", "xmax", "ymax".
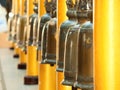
[
  {"xmin": 56, "ymin": 68, "xmax": 63, "ymax": 72},
  {"xmin": 74, "ymin": 81, "xmax": 93, "ymax": 90},
  {"xmin": 61, "ymin": 79, "xmax": 75, "ymax": 86}
]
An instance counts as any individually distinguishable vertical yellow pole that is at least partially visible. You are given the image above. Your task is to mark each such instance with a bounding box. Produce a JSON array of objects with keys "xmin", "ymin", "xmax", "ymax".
[
  {"xmin": 40, "ymin": 0, "xmax": 46, "ymax": 16},
  {"xmin": 38, "ymin": 0, "xmax": 56, "ymax": 90},
  {"xmin": 94, "ymin": 0, "xmax": 120, "ymax": 90},
  {"xmin": 24, "ymin": 0, "xmax": 38, "ymax": 85},
  {"xmin": 57, "ymin": 0, "xmax": 71, "ymax": 90},
  {"xmin": 13, "ymin": 0, "xmax": 20, "ymax": 58},
  {"xmin": 18, "ymin": 0, "xmax": 27, "ymax": 69},
  {"xmin": 20, "ymin": 0, "xmax": 25, "ymax": 16}
]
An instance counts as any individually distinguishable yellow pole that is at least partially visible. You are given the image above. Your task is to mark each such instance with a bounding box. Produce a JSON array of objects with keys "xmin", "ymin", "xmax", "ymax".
[
  {"xmin": 13, "ymin": 0, "xmax": 20, "ymax": 58},
  {"xmin": 57, "ymin": 0, "xmax": 72, "ymax": 90},
  {"xmin": 20, "ymin": 0, "xmax": 25, "ymax": 16},
  {"xmin": 38, "ymin": 0, "xmax": 56, "ymax": 90},
  {"xmin": 94, "ymin": 0, "xmax": 120, "ymax": 90},
  {"xmin": 40, "ymin": 0, "xmax": 46, "ymax": 16},
  {"xmin": 24, "ymin": 0, "xmax": 38, "ymax": 85}
]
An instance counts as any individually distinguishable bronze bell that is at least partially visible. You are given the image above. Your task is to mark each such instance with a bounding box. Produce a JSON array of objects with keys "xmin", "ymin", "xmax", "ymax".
[
  {"xmin": 36, "ymin": 0, "xmax": 52, "ymax": 61},
  {"xmin": 27, "ymin": 3, "xmax": 38, "ymax": 46},
  {"xmin": 62, "ymin": 24, "xmax": 80, "ymax": 86},
  {"xmin": 32, "ymin": 18, "xmax": 38, "ymax": 46},
  {"xmin": 8, "ymin": 12, "xmax": 14, "ymax": 41},
  {"xmin": 56, "ymin": 0, "xmax": 77, "ymax": 72},
  {"xmin": 41, "ymin": 18, "xmax": 57, "ymax": 65},
  {"xmin": 74, "ymin": 21, "xmax": 93, "ymax": 90},
  {"xmin": 74, "ymin": 1, "xmax": 93, "ymax": 89},
  {"xmin": 40, "ymin": 0, "xmax": 57, "ymax": 65},
  {"xmin": 16, "ymin": 15, "xmax": 27, "ymax": 48},
  {"xmin": 11, "ymin": 14, "xmax": 19, "ymax": 43},
  {"xmin": 62, "ymin": 0, "xmax": 93, "ymax": 90}
]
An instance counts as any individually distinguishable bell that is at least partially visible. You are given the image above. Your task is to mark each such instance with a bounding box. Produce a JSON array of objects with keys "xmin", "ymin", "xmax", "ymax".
[
  {"xmin": 62, "ymin": 0, "xmax": 93, "ymax": 90},
  {"xmin": 37, "ymin": 1, "xmax": 51, "ymax": 53},
  {"xmin": 8, "ymin": 13, "xmax": 14, "ymax": 42},
  {"xmin": 62, "ymin": 24, "xmax": 80, "ymax": 86},
  {"xmin": 8, "ymin": 12, "xmax": 15, "ymax": 50},
  {"xmin": 8, "ymin": 0, "xmax": 15, "ymax": 42},
  {"xmin": 75, "ymin": 21, "xmax": 93, "ymax": 90},
  {"xmin": 32, "ymin": 18, "xmax": 38, "ymax": 46},
  {"xmin": 41, "ymin": 18, "xmax": 57, "ymax": 65},
  {"xmin": 41, "ymin": 0, "xmax": 57, "ymax": 65},
  {"xmin": 56, "ymin": 0, "xmax": 77, "ymax": 72},
  {"xmin": 74, "ymin": 0, "xmax": 93, "ymax": 90},
  {"xmin": 27, "ymin": 3, "xmax": 38, "ymax": 46}
]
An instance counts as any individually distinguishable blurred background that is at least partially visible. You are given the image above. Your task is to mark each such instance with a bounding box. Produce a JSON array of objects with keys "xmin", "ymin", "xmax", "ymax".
[{"xmin": 0, "ymin": 0, "xmax": 12, "ymax": 48}]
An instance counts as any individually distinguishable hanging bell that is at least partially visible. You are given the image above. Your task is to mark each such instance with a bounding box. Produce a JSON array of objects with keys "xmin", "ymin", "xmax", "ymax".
[
  {"xmin": 8, "ymin": 13, "xmax": 14, "ymax": 41},
  {"xmin": 32, "ymin": 18, "xmax": 38, "ymax": 46},
  {"xmin": 41, "ymin": 18, "xmax": 57, "ymax": 65},
  {"xmin": 36, "ymin": 0, "xmax": 52, "ymax": 61},
  {"xmin": 56, "ymin": 0, "xmax": 77, "ymax": 72},
  {"xmin": 74, "ymin": 0, "xmax": 93, "ymax": 90},
  {"xmin": 62, "ymin": 24, "xmax": 80, "ymax": 86},
  {"xmin": 11, "ymin": 14, "xmax": 19, "ymax": 43},
  {"xmin": 16, "ymin": 15, "xmax": 27, "ymax": 48},
  {"xmin": 27, "ymin": 3, "xmax": 38, "ymax": 46},
  {"xmin": 40, "ymin": 0, "xmax": 57, "ymax": 65},
  {"xmin": 74, "ymin": 20, "xmax": 93, "ymax": 90}
]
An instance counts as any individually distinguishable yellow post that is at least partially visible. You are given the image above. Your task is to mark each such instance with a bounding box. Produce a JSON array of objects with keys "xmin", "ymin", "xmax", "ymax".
[
  {"xmin": 13, "ymin": 0, "xmax": 20, "ymax": 58},
  {"xmin": 56, "ymin": 0, "xmax": 72, "ymax": 90},
  {"xmin": 38, "ymin": 0, "xmax": 56, "ymax": 90},
  {"xmin": 20, "ymin": 0, "xmax": 25, "ymax": 16},
  {"xmin": 24, "ymin": 0, "xmax": 38, "ymax": 85},
  {"xmin": 94, "ymin": 0, "xmax": 120, "ymax": 90}
]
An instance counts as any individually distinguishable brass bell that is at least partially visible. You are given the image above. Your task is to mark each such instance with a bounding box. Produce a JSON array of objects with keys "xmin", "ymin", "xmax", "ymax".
[
  {"xmin": 75, "ymin": 0, "xmax": 93, "ymax": 90},
  {"xmin": 8, "ymin": 12, "xmax": 14, "ymax": 41},
  {"xmin": 16, "ymin": 15, "xmax": 27, "ymax": 48},
  {"xmin": 27, "ymin": 3, "xmax": 38, "ymax": 46},
  {"xmin": 36, "ymin": 0, "xmax": 52, "ymax": 61},
  {"xmin": 62, "ymin": 0, "xmax": 93, "ymax": 90},
  {"xmin": 56, "ymin": 0, "xmax": 77, "ymax": 72},
  {"xmin": 41, "ymin": 18, "xmax": 57, "ymax": 65},
  {"xmin": 32, "ymin": 18, "xmax": 38, "ymax": 46},
  {"xmin": 62, "ymin": 24, "xmax": 80, "ymax": 86},
  {"xmin": 75, "ymin": 20, "xmax": 93, "ymax": 90},
  {"xmin": 11, "ymin": 14, "xmax": 19, "ymax": 43},
  {"xmin": 40, "ymin": 0, "xmax": 57, "ymax": 65}
]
